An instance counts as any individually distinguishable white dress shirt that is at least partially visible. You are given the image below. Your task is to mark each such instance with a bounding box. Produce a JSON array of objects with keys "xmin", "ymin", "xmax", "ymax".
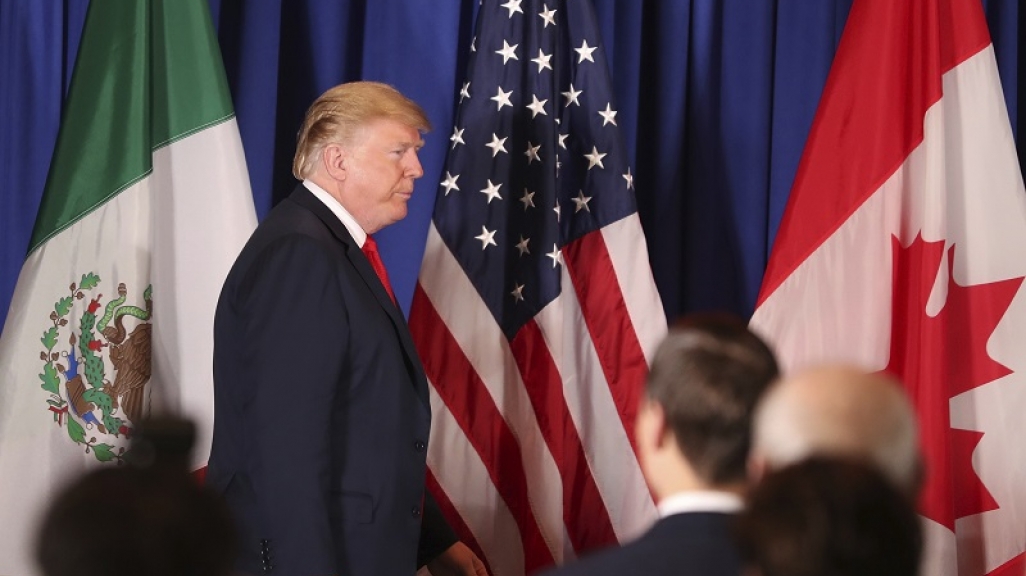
[
  {"xmin": 656, "ymin": 490, "xmax": 744, "ymax": 518},
  {"xmin": 303, "ymin": 179, "xmax": 367, "ymax": 248}
]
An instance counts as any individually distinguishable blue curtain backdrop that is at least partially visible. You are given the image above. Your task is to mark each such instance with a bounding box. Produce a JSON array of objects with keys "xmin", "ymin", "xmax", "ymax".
[{"xmin": 1, "ymin": 0, "xmax": 1021, "ymax": 333}]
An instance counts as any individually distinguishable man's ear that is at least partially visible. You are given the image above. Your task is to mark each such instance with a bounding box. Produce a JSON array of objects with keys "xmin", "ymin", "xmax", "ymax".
[
  {"xmin": 747, "ymin": 454, "xmax": 767, "ymax": 484},
  {"xmin": 636, "ymin": 400, "xmax": 669, "ymax": 450},
  {"xmin": 322, "ymin": 143, "xmax": 347, "ymax": 181},
  {"xmin": 651, "ymin": 402, "xmax": 672, "ymax": 449}
]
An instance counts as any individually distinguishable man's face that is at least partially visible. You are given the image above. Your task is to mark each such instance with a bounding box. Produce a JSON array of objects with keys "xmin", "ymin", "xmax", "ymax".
[{"xmin": 338, "ymin": 117, "xmax": 425, "ymax": 233}]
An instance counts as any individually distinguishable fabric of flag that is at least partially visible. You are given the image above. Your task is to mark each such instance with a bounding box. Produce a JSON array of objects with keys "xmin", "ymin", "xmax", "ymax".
[
  {"xmin": 0, "ymin": 0, "xmax": 256, "ymax": 573},
  {"xmin": 750, "ymin": 0, "xmax": 1026, "ymax": 574},
  {"xmin": 408, "ymin": 0, "xmax": 666, "ymax": 574}
]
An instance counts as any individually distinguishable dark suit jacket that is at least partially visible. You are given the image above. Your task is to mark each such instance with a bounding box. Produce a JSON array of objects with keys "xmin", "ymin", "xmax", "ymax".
[
  {"xmin": 535, "ymin": 512, "xmax": 742, "ymax": 576},
  {"xmin": 207, "ymin": 184, "xmax": 455, "ymax": 576}
]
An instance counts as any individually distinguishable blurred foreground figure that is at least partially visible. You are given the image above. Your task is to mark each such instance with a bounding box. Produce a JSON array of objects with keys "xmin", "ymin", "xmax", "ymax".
[
  {"xmin": 538, "ymin": 314, "xmax": 779, "ymax": 576},
  {"xmin": 734, "ymin": 457, "xmax": 922, "ymax": 576},
  {"xmin": 35, "ymin": 418, "xmax": 236, "ymax": 576},
  {"xmin": 750, "ymin": 364, "xmax": 921, "ymax": 494}
]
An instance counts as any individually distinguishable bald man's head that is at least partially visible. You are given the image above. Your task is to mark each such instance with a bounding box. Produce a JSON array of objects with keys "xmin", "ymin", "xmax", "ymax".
[{"xmin": 751, "ymin": 365, "xmax": 921, "ymax": 493}]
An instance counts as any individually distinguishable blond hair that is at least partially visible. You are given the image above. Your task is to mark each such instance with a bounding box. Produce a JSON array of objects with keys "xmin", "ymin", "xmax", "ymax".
[{"xmin": 292, "ymin": 81, "xmax": 431, "ymax": 179}]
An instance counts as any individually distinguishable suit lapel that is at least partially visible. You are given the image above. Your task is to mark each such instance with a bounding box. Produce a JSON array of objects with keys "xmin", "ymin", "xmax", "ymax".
[{"xmin": 288, "ymin": 185, "xmax": 430, "ymax": 410}]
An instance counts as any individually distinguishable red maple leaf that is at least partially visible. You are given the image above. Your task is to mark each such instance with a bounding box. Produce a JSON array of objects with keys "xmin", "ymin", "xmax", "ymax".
[{"xmin": 883, "ymin": 234, "xmax": 1023, "ymax": 530}]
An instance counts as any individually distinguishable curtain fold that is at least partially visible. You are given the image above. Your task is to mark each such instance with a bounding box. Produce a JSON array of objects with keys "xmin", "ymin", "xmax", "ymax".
[{"xmin": 1, "ymin": 0, "xmax": 1019, "ymax": 328}]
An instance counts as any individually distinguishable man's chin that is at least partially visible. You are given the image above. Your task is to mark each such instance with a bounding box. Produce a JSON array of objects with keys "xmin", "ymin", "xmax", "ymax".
[{"xmin": 390, "ymin": 203, "xmax": 409, "ymax": 223}]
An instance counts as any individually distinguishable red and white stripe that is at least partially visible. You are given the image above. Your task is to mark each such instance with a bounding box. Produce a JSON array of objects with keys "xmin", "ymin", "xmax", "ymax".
[{"xmin": 411, "ymin": 214, "xmax": 664, "ymax": 576}]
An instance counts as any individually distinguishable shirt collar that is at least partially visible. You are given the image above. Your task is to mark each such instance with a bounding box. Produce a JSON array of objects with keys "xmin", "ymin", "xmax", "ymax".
[
  {"xmin": 303, "ymin": 179, "xmax": 367, "ymax": 247},
  {"xmin": 656, "ymin": 490, "xmax": 744, "ymax": 518}
]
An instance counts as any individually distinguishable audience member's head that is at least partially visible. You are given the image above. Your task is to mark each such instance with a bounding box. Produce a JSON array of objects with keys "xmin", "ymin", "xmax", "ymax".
[
  {"xmin": 750, "ymin": 365, "xmax": 921, "ymax": 494},
  {"xmin": 637, "ymin": 313, "xmax": 779, "ymax": 497},
  {"xmin": 733, "ymin": 456, "xmax": 922, "ymax": 576},
  {"xmin": 35, "ymin": 417, "xmax": 236, "ymax": 576}
]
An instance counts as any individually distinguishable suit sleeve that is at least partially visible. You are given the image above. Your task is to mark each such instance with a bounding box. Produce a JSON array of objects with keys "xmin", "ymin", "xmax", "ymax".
[
  {"xmin": 237, "ymin": 235, "xmax": 347, "ymax": 575},
  {"xmin": 416, "ymin": 489, "xmax": 459, "ymax": 567}
]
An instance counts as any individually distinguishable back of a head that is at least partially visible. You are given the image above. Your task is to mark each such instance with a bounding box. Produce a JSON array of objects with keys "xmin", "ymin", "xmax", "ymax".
[
  {"xmin": 293, "ymin": 81, "xmax": 431, "ymax": 179},
  {"xmin": 734, "ymin": 456, "xmax": 922, "ymax": 576},
  {"xmin": 647, "ymin": 313, "xmax": 780, "ymax": 485},
  {"xmin": 36, "ymin": 418, "xmax": 236, "ymax": 576},
  {"xmin": 752, "ymin": 365, "xmax": 920, "ymax": 492}
]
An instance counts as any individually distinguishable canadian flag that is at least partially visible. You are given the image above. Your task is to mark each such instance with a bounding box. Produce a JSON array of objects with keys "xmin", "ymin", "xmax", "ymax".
[{"xmin": 750, "ymin": 1, "xmax": 1026, "ymax": 575}]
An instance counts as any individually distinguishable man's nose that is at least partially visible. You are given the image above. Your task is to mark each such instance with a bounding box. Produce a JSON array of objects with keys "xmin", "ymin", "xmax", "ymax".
[{"xmin": 406, "ymin": 150, "xmax": 424, "ymax": 179}]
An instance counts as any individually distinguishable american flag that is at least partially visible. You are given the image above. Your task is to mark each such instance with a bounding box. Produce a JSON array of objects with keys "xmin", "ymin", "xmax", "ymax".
[{"xmin": 408, "ymin": 0, "xmax": 666, "ymax": 574}]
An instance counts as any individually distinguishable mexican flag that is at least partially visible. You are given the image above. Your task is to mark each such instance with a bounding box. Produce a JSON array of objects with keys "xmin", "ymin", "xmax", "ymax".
[
  {"xmin": 751, "ymin": 0, "xmax": 1026, "ymax": 574},
  {"xmin": 0, "ymin": 0, "xmax": 256, "ymax": 573}
]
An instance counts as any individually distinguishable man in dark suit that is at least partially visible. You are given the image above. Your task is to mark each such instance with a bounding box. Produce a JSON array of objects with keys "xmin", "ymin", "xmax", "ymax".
[
  {"xmin": 207, "ymin": 81, "xmax": 487, "ymax": 576},
  {"xmin": 537, "ymin": 314, "xmax": 779, "ymax": 576}
]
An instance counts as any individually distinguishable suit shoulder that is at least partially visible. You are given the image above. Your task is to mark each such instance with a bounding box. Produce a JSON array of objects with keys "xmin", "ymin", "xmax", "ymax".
[
  {"xmin": 234, "ymin": 200, "xmax": 344, "ymax": 266},
  {"xmin": 536, "ymin": 514, "xmax": 742, "ymax": 576},
  {"xmin": 223, "ymin": 226, "xmax": 342, "ymax": 302},
  {"xmin": 252, "ymin": 198, "xmax": 339, "ymax": 244}
]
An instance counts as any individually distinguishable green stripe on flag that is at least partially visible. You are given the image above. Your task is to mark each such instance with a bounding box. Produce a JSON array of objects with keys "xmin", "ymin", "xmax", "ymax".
[
  {"xmin": 30, "ymin": 0, "xmax": 236, "ymax": 252},
  {"xmin": 151, "ymin": 0, "xmax": 236, "ymax": 148}
]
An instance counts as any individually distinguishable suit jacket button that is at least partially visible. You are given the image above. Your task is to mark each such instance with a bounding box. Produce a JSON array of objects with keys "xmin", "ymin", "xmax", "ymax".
[
  {"xmin": 412, "ymin": 505, "xmax": 421, "ymax": 517},
  {"xmin": 414, "ymin": 440, "xmax": 426, "ymax": 452}
]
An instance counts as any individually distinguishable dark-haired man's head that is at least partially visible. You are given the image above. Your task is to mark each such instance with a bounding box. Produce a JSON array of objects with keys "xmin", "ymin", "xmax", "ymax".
[
  {"xmin": 734, "ymin": 456, "xmax": 922, "ymax": 576},
  {"xmin": 637, "ymin": 313, "xmax": 779, "ymax": 498},
  {"xmin": 35, "ymin": 417, "xmax": 235, "ymax": 576}
]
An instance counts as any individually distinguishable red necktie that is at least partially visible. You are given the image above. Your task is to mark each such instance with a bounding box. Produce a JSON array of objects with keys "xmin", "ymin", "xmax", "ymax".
[{"xmin": 361, "ymin": 235, "xmax": 396, "ymax": 303}]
